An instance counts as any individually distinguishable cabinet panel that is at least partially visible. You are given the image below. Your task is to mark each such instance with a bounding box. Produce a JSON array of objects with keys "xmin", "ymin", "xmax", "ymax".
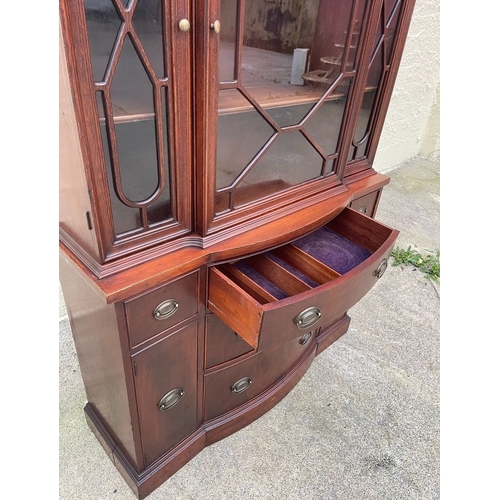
[
  {"xmin": 125, "ymin": 271, "xmax": 199, "ymax": 348},
  {"xmin": 133, "ymin": 322, "xmax": 198, "ymax": 467}
]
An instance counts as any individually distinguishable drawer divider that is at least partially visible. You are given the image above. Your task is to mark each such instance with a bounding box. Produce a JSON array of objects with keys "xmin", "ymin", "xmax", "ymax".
[
  {"xmin": 272, "ymin": 245, "xmax": 341, "ymax": 284},
  {"xmin": 219, "ymin": 264, "xmax": 279, "ymax": 303},
  {"xmin": 244, "ymin": 255, "xmax": 312, "ymax": 297}
]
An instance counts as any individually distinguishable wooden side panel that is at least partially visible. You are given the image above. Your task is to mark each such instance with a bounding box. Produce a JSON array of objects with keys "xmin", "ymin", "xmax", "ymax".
[
  {"xmin": 59, "ymin": 19, "xmax": 99, "ymax": 261},
  {"xmin": 59, "ymin": 253, "xmax": 141, "ymax": 469}
]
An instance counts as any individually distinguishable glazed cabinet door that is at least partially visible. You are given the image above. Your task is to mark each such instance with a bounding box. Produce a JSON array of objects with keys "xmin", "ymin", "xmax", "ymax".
[
  {"xmin": 132, "ymin": 322, "xmax": 198, "ymax": 468},
  {"xmin": 198, "ymin": 0, "xmax": 384, "ymax": 235},
  {"xmin": 345, "ymin": 0, "xmax": 416, "ymax": 176},
  {"xmin": 60, "ymin": 0, "xmax": 193, "ymax": 265}
]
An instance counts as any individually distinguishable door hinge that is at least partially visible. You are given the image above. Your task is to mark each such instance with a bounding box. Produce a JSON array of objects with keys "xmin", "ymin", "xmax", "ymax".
[
  {"xmin": 85, "ymin": 211, "xmax": 93, "ymax": 230},
  {"xmin": 133, "ymin": 362, "xmax": 138, "ymax": 376}
]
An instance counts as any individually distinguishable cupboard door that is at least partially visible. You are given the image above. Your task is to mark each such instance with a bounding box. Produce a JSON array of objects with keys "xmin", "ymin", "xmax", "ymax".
[
  {"xmin": 202, "ymin": 0, "xmax": 378, "ymax": 232},
  {"xmin": 346, "ymin": 0, "xmax": 415, "ymax": 173},
  {"xmin": 62, "ymin": 0, "xmax": 192, "ymax": 262},
  {"xmin": 133, "ymin": 322, "xmax": 198, "ymax": 468}
]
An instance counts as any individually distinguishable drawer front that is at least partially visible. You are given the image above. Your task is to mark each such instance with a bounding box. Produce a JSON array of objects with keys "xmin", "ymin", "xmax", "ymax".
[
  {"xmin": 205, "ymin": 314, "xmax": 254, "ymax": 369},
  {"xmin": 208, "ymin": 208, "xmax": 398, "ymax": 351},
  {"xmin": 133, "ymin": 322, "xmax": 198, "ymax": 468},
  {"xmin": 204, "ymin": 332, "xmax": 314, "ymax": 421},
  {"xmin": 126, "ymin": 271, "xmax": 199, "ymax": 347},
  {"xmin": 350, "ymin": 190, "xmax": 381, "ymax": 217}
]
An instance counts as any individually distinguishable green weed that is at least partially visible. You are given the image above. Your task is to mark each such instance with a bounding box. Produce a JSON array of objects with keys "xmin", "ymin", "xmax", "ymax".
[{"xmin": 390, "ymin": 246, "xmax": 440, "ymax": 284}]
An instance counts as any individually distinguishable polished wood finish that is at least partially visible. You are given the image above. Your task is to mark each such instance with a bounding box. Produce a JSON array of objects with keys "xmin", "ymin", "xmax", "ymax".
[
  {"xmin": 133, "ymin": 322, "xmax": 198, "ymax": 467},
  {"xmin": 60, "ymin": 1, "xmax": 416, "ymax": 497},
  {"xmin": 125, "ymin": 271, "xmax": 199, "ymax": 348}
]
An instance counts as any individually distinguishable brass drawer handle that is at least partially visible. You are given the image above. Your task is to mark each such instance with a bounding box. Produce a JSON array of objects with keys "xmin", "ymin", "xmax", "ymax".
[
  {"xmin": 153, "ymin": 299, "xmax": 179, "ymax": 320},
  {"xmin": 358, "ymin": 205, "xmax": 368, "ymax": 214},
  {"xmin": 231, "ymin": 377, "xmax": 252, "ymax": 394},
  {"xmin": 375, "ymin": 258, "xmax": 388, "ymax": 279},
  {"xmin": 299, "ymin": 332, "xmax": 313, "ymax": 345},
  {"xmin": 158, "ymin": 388, "xmax": 184, "ymax": 411},
  {"xmin": 294, "ymin": 306, "xmax": 322, "ymax": 330}
]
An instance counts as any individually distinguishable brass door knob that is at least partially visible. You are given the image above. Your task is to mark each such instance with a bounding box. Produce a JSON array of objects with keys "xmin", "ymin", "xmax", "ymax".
[
  {"xmin": 179, "ymin": 19, "xmax": 191, "ymax": 32},
  {"xmin": 210, "ymin": 20, "xmax": 221, "ymax": 33}
]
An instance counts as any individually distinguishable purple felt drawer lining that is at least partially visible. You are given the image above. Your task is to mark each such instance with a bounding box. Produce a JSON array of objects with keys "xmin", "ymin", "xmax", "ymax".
[{"xmin": 230, "ymin": 228, "xmax": 372, "ymax": 301}]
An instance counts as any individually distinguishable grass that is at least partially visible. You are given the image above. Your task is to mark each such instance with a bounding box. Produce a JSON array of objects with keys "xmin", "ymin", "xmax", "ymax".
[{"xmin": 390, "ymin": 245, "xmax": 440, "ymax": 284}]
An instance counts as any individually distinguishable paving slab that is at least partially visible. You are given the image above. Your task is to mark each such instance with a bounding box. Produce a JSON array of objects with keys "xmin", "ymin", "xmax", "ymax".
[{"xmin": 59, "ymin": 156, "xmax": 440, "ymax": 499}]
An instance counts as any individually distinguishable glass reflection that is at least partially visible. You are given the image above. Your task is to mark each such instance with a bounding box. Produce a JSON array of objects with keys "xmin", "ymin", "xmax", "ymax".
[
  {"xmin": 84, "ymin": 0, "xmax": 121, "ymax": 82},
  {"xmin": 133, "ymin": 0, "xmax": 164, "ymax": 77}
]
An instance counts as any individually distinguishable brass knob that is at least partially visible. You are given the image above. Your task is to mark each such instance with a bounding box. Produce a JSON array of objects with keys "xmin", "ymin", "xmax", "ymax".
[
  {"xmin": 210, "ymin": 20, "xmax": 221, "ymax": 33},
  {"xmin": 179, "ymin": 19, "xmax": 191, "ymax": 32}
]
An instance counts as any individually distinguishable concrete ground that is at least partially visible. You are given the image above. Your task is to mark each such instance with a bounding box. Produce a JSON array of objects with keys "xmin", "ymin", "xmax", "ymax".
[{"xmin": 59, "ymin": 156, "xmax": 440, "ymax": 499}]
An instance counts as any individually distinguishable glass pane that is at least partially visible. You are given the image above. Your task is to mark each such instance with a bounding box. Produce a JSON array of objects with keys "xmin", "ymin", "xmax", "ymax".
[
  {"xmin": 98, "ymin": 94, "xmax": 142, "ymax": 235},
  {"xmin": 148, "ymin": 86, "xmax": 172, "ymax": 224},
  {"xmin": 239, "ymin": 0, "xmax": 352, "ymax": 111},
  {"xmin": 346, "ymin": 0, "xmax": 368, "ymax": 71},
  {"xmin": 216, "ymin": 90, "xmax": 275, "ymax": 191},
  {"xmin": 233, "ymin": 131, "xmax": 323, "ymax": 208},
  {"xmin": 352, "ymin": 48, "xmax": 384, "ymax": 160},
  {"xmin": 304, "ymin": 78, "xmax": 352, "ymax": 156},
  {"xmin": 110, "ymin": 35, "xmax": 154, "ymax": 118},
  {"xmin": 133, "ymin": 0, "xmax": 165, "ymax": 78},
  {"xmin": 386, "ymin": 0, "xmax": 403, "ymax": 64},
  {"xmin": 84, "ymin": 0, "xmax": 121, "ymax": 82},
  {"xmin": 266, "ymin": 102, "xmax": 315, "ymax": 129},
  {"xmin": 111, "ymin": 36, "xmax": 159, "ymax": 202},
  {"xmin": 115, "ymin": 119, "xmax": 159, "ymax": 202},
  {"xmin": 219, "ymin": 0, "xmax": 238, "ymax": 82}
]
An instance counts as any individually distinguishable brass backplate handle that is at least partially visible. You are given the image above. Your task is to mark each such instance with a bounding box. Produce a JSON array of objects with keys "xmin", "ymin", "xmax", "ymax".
[
  {"xmin": 158, "ymin": 388, "xmax": 184, "ymax": 411},
  {"xmin": 375, "ymin": 258, "xmax": 388, "ymax": 279},
  {"xmin": 153, "ymin": 299, "xmax": 179, "ymax": 320},
  {"xmin": 231, "ymin": 377, "xmax": 252, "ymax": 394},
  {"xmin": 294, "ymin": 306, "xmax": 322, "ymax": 330}
]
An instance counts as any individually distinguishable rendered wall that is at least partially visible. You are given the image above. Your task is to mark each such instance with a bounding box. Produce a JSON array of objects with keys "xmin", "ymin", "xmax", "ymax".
[{"xmin": 374, "ymin": 0, "xmax": 440, "ymax": 172}]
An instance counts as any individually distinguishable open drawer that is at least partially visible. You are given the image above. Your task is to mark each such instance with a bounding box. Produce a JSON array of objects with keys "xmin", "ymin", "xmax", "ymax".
[{"xmin": 208, "ymin": 207, "xmax": 398, "ymax": 351}]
